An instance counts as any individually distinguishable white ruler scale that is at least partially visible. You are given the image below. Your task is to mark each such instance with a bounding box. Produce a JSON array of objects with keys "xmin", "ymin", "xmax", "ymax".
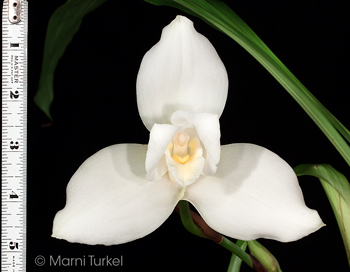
[{"xmin": 1, "ymin": 0, "xmax": 28, "ymax": 271}]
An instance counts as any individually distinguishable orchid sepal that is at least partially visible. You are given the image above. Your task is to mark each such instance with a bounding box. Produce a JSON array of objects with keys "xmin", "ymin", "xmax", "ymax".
[{"xmin": 136, "ymin": 15, "xmax": 228, "ymax": 131}]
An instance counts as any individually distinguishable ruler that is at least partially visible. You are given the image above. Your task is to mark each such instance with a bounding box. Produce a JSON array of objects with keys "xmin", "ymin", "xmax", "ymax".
[{"xmin": 1, "ymin": 0, "xmax": 27, "ymax": 271}]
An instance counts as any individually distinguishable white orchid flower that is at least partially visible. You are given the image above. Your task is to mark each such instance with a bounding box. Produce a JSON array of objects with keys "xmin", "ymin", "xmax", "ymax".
[{"xmin": 52, "ymin": 16, "xmax": 324, "ymax": 246}]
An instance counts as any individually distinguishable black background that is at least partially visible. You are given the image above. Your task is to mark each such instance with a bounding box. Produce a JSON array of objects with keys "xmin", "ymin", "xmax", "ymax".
[{"xmin": 20, "ymin": 0, "xmax": 350, "ymax": 271}]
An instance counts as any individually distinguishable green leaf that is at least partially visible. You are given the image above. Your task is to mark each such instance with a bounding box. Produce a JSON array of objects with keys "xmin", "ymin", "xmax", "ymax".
[
  {"xmin": 295, "ymin": 164, "xmax": 350, "ymax": 206},
  {"xmin": 247, "ymin": 240, "xmax": 282, "ymax": 272},
  {"xmin": 227, "ymin": 240, "xmax": 247, "ymax": 272},
  {"xmin": 295, "ymin": 164, "xmax": 350, "ymax": 266},
  {"xmin": 144, "ymin": 0, "xmax": 350, "ymax": 166},
  {"xmin": 35, "ymin": 0, "xmax": 108, "ymax": 120}
]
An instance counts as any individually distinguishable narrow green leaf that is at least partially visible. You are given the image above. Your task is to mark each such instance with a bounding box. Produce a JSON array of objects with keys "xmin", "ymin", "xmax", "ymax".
[
  {"xmin": 35, "ymin": 0, "xmax": 108, "ymax": 119},
  {"xmin": 227, "ymin": 240, "xmax": 247, "ymax": 272},
  {"xmin": 144, "ymin": 0, "xmax": 350, "ymax": 166},
  {"xmin": 247, "ymin": 240, "xmax": 282, "ymax": 272},
  {"xmin": 320, "ymin": 180, "xmax": 350, "ymax": 266},
  {"xmin": 295, "ymin": 164, "xmax": 350, "ymax": 206},
  {"xmin": 295, "ymin": 164, "xmax": 350, "ymax": 266}
]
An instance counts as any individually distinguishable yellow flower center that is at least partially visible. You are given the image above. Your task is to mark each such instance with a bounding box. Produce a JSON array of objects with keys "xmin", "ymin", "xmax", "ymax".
[
  {"xmin": 169, "ymin": 131, "xmax": 190, "ymax": 164},
  {"xmin": 165, "ymin": 130, "xmax": 205, "ymax": 187}
]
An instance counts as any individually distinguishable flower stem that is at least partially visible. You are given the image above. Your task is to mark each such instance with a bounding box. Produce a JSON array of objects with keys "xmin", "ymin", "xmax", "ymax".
[
  {"xmin": 227, "ymin": 240, "xmax": 248, "ymax": 272},
  {"xmin": 177, "ymin": 200, "xmax": 206, "ymax": 238},
  {"xmin": 219, "ymin": 237, "xmax": 253, "ymax": 268},
  {"xmin": 177, "ymin": 201, "xmax": 267, "ymax": 271}
]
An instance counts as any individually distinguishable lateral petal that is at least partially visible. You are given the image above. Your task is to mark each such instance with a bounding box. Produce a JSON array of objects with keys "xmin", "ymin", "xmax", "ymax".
[
  {"xmin": 146, "ymin": 124, "xmax": 181, "ymax": 181},
  {"xmin": 183, "ymin": 143, "xmax": 324, "ymax": 242},
  {"xmin": 137, "ymin": 15, "xmax": 228, "ymax": 131},
  {"xmin": 52, "ymin": 144, "xmax": 183, "ymax": 245}
]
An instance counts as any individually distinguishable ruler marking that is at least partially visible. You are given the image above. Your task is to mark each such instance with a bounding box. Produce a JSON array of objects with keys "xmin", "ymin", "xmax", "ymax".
[{"xmin": 1, "ymin": 1, "xmax": 28, "ymax": 272}]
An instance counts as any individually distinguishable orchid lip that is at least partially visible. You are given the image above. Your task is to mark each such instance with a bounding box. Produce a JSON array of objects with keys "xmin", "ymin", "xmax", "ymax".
[{"xmin": 145, "ymin": 110, "xmax": 221, "ymax": 185}]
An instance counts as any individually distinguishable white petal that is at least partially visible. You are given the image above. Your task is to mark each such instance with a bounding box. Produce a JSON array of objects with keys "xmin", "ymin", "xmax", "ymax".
[
  {"xmin": 136, "ymin": 15, "xmax": 228, "ymax": 131},
  {"xmin": 52, "ymin": 144, "xmax": 183, "ymax": 245},
  {"xmin": 183, "ymin": 144, "xmax": 324, "ymax": 242},
  {"xmin": 171, "ymin": 110, "xmax": 221, "ymax": 176},
  {"xmin": 146, "ymin": 124, "xmax": 181, "ymax": 181}
]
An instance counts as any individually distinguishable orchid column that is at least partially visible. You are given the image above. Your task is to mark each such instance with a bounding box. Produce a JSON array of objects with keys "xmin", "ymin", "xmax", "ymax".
[{"xmin": 52, "ymin": 16, "xmax": 323, "ymax": 247}]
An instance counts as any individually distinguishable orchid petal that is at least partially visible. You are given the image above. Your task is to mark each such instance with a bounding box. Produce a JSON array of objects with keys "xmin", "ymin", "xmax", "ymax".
[
  {"xmin": 171, "ymin": 110, "xmax": 221, "ymax": 175},
  {"xmin": 52, "ymin": 144, "xmax": 183, "ymax": 245},
  {"xmin": 183, "ymin": 144, "xmax": 324, "ymax": 242},
  {"xmin": 146, "ymin": 124, "xmax": 181, "ymax": 181},
  {"xmin": 136, "ymin": 15, "xmax": 228, "ymax": 131}
]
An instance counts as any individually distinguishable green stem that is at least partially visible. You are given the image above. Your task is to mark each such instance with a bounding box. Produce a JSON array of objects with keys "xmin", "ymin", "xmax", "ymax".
[
  {"xmin": 220, "ymin": 237, "xmax": 253, "ymax": 269},
  {"xmin": 177, "ymin": 200, "xmax": 206, "ymax": 238},
  {"xmin": 178, "ymin": 201, "xmax": 253, "ymax": 269},
  {"xmin": 227, "ymin": 240, "xmax": 248, "ymax": 272}
]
